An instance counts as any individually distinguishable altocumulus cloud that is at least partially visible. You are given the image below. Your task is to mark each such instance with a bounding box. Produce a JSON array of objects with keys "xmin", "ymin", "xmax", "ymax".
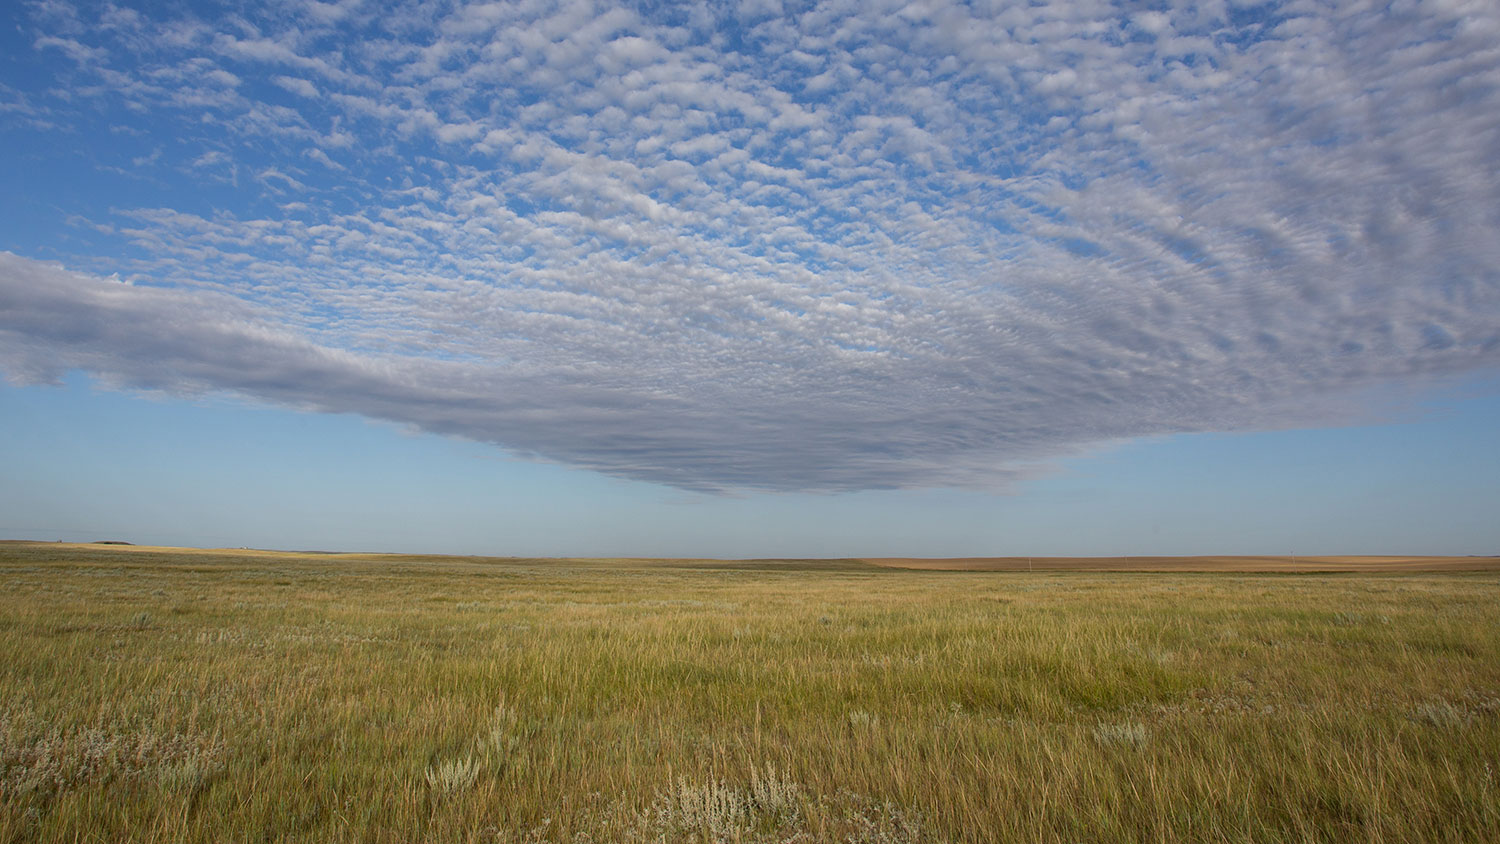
[{"xmin": 2, "ymin": 0, "xmax": 1499, "ymax": 492}]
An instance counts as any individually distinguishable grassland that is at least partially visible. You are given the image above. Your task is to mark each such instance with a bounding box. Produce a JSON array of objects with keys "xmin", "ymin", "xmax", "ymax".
[{"xmin": 1, "ymin": 543, "xmax": 1498, "ymax": 843}]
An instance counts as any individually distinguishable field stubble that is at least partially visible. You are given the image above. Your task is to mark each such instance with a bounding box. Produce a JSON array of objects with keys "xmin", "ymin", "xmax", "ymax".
[{"xmin": 1, "ymin": 543, "xmax": 1498, "ymax": 843}]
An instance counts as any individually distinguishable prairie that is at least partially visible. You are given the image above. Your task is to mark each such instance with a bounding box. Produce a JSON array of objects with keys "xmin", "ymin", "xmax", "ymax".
[{"xmin": 1, "ymin": 542, "xmax": 1497, "ymax": 843}]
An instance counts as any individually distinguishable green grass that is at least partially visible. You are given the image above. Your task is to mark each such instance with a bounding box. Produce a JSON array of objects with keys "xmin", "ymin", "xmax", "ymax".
[{"xmin": 1, "ymin": 544, "xmax": 1498, "ymax": 843}]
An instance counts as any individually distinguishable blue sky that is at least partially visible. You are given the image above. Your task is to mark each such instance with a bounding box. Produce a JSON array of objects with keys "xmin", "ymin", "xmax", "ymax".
[{"xmin": 2, "ymin": 0, "xmax": 1498, "ymax": 556}]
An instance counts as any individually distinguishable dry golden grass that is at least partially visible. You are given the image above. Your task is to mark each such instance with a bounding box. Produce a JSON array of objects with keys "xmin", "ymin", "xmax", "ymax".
[
  {"xmin": 863, "ymin": 555, "xmax": 1500, "ymax": 572},
  {"xmin": 2, "ymin": 542, "xmax": 1498, "ymax": 843}
]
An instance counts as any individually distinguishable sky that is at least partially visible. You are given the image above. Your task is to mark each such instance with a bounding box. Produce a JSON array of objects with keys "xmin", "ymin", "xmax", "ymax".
[{"xmin": 1, "ymin": 0, "xmax": 1498, "ymax": 557}]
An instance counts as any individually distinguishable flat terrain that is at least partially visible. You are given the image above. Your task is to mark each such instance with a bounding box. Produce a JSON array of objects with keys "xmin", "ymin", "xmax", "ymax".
[
  {"xmin": 7, "ymin": 542, "xmax": 1497, "ymax": 572},
  {"xmin": 2, "ymin": 542, "xmax": 1498, "ymax": 843},
  {"xmin": 863, "ymin": 555, "xmax": 1500, "ymax": 572}
]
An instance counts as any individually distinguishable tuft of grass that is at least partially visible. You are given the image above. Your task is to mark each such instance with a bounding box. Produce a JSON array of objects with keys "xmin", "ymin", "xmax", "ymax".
[
  {"xmin": 1093, "ymin": 721, "xmax": 1148, "ymax": 749},
  {"xmin": 1413, "ymin": 700, "xmax": 1465, "ymax": 728},
  {"xmin": 425, "ymin": 756, "xmax": 480, "ymax": 795},
  {"xmin": 649, "ymin": 765, "xmax": 801, "ymax": 842}
]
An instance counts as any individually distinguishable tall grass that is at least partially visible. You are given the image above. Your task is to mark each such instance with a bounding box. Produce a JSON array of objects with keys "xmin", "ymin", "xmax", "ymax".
[{"xmin": 1, "ymin": 544, "xmax": 1498, "ymax": 842}]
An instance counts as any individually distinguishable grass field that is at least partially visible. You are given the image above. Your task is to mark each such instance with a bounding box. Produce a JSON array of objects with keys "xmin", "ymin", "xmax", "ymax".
[{"xmin": 2, "ymin": 543, "xmax": 1498, "ymax": 843}]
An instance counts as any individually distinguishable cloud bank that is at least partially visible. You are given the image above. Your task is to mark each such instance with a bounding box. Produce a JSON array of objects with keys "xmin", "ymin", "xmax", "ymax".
[{"xmin": 3, "ymin": 0, "xmax": 1499, "ymax": 492}]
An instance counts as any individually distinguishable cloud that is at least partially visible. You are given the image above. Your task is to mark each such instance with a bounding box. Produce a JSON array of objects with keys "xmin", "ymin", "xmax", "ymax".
[
  {"xmin": 34, "ymin": 35, "xmax": 107, "ymax": 65},
  {"xmin": 4, "ymin": 1, "xmax": 1500, "ymax": 493},
  {"xmin": 271, "ymin": 74, "xmax": 318, "ymax": 98}
]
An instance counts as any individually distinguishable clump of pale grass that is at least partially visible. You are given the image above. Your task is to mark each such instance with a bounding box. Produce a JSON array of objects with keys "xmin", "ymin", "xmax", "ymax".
[
  {"xmin": 1414, "ymin": 701, "xmax": 1465, "ymax": 728},
  {"xmin": 476, "ymin": 702, "xmax": 531, "ymax": 778},
  {"xmin": 652, "ymin": 764, "xmax": 802, "ymax": 840},
  {"xmin": 424, "ymin": 703, "xmax": 530, "ymax": 797},
  {"xmin": 821, "ymin": 790, "xmax": 927, "ymax": 844},
  {"xmin": 423, "ymin": 704, "xmax": 534, "ymax": 803},
  {"xmin": 1093, "ymin": 722, "xmax": 1148, "ymax": 749},
  {"xmin": 157, "ymin": 757, "xmax": 216, "ymax": 793},
  {"xmin": 519, "ymin": 781, "xmax": 927, "ymax": 844},
  {"xmin": 656, "ymin": 777, "xmax": 748, "ymax": 840},
  {"xmin": 747, "ymin": 763, "xmax": 801, "ymax": 821},
  {"xmin": 0, "ymin": 715, "xmax": 225, "ymax": 800},
  {"xmin": 424, "ymin": 755, "xmax": 479, "ymax": 794}
]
